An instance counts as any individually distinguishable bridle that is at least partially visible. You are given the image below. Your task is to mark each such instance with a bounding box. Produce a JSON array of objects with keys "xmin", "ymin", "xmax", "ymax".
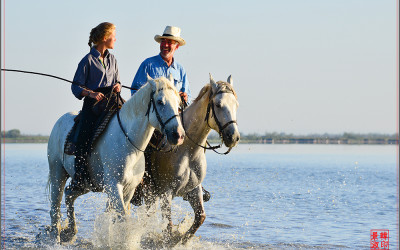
[
  {"xmin": 181, "ymin": 84, "xmax": 237, "ymax": 155},
  {"xmin": 116, "ymin": 91, "xmax": 179, "ymax": 152}
]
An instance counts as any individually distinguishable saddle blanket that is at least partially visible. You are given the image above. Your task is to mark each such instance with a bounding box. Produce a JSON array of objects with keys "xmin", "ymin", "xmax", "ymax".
[
  {"xmin": 64, "ymin": 110, "xmax": 117, "ymax": 155},
  {"xmin": 64, "ymin": 90, "xmax": 124, "ymax": 156}
]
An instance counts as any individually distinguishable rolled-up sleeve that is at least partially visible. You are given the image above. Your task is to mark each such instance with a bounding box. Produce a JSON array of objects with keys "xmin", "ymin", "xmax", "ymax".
[{"xmin": 72, "ymin": 59, "xmax": 88, "ymax": 100}]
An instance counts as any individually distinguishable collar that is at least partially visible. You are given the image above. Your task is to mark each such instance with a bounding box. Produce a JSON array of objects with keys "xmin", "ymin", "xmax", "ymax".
[
  {"xmin": 157, "ymin": 54, "xmax": 176, "ymax": 69},
  {"xmin": 90, "ymin": 46, "xmax": 110, "ymax": 58}
]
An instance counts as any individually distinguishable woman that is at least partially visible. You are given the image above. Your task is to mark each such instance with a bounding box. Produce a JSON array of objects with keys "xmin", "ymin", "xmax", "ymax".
[{"xmin": 67, "ymin": 22, "xmax": 121, "ymax": 193}]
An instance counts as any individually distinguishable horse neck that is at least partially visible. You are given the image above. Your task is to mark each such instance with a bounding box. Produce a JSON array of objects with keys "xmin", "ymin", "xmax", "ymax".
[
  {"xmin": 118, "ymin": 84, "xmax": 155, "ymax": 150},
  {"xmin": 183, "ymin": 92, "xmax": 212, "ymax": 147}
]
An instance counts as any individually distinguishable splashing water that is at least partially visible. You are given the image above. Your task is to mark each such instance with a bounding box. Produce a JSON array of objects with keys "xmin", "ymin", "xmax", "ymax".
[{"xmin": 90, "ymin": 199, "xmax": 200, "ymax": 249}]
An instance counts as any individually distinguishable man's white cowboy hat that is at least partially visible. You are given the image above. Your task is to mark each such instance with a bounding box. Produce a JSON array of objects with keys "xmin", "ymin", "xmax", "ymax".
[{"xmin": 154, "ymin": 26, "xmax": 186, "ymax": 46}]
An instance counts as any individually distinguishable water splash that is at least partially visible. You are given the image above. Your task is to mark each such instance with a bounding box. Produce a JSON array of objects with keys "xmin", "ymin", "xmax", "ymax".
[{"xmin": 90, "ymin": 200, "xmax": 200, "ymax": 249}]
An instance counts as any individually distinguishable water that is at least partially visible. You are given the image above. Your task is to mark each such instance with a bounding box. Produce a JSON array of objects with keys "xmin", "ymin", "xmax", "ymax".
[{"xmin": 1, "ymin": 143, "xmax": 398, "ymax": 249}]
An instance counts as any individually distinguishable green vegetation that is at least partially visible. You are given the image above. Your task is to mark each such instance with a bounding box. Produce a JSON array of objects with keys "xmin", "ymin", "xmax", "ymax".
[
  {"xmin": 208, "ymin": 132, "xmax": 398, "ymax": 145},
  {"xmin": 2, "ymin": 129, "xmax": 398, "ymax": 145},
  {"xmin": 2, "ymin": 129, "xmax": 49, "ymax": 143}
]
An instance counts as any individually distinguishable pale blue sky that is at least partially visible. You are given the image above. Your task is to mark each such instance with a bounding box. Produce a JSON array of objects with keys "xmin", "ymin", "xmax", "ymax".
[{"xmin": 1, "ymin": 0, "xmax": 398, "ymax": 135}]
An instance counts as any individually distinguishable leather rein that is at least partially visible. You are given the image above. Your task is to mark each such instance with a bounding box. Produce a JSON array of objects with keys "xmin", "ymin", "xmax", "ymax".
[
  {"xmin": 116, "ymin": 92, "xmax": 179, "ymax": 152},
  {"xmin": 181, "ymin": 85, "xmax": 237, "ymax": 155}
]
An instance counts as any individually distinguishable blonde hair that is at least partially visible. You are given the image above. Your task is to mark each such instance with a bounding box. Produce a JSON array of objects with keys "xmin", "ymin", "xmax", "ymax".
[{"xmin": 88, "ymin": 22, "xmax": 116, "ymax": 47}]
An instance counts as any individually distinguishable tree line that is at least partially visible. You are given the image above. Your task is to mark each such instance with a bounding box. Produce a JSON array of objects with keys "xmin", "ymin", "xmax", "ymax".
[
  {"xmin": 208, "ymin": 131, "xmax": 398, "ymax": 144},
  {"xmin": 2, "ymin": 129, "xmax": 398, "ymax": 144},
  {"xmin": 2, "ymin": 129, "xmax": 49, "ymax": 142}
]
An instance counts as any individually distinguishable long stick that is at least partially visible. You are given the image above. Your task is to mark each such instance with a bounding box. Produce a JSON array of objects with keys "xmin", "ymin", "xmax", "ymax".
[{"xmin": 1, "ymin": 68, "xmax": 135, "ymax": 91}]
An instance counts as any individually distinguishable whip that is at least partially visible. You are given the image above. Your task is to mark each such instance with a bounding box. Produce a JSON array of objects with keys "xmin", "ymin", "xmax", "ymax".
[{"xmin": 1, "ymin": 68, "xmax": 135, "ymax": 91}]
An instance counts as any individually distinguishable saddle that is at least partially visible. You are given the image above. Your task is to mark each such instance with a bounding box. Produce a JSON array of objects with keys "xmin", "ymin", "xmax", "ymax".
[{"xmin": 64, "ymin": 90, "xmax": 125, "ymax": 156}]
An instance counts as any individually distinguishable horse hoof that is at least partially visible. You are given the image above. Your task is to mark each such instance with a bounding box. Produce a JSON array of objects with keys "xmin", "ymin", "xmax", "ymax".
[
  {"xmin": 181, "ymin": 233, "xmax": 193, "ymax": 245},
  {"xmin": 39, "ymin": 226, "xmax": 60, "ymax": 244},
  {"xmin": 60, "ymin": 227, "xmax": 77, "ymax": 243},
  {"xmin": 46, "ymin": 225, "xmax": 61, "ymax": 244},
  {"xmin": 111, "ymin": 214, "xmax": 126, "ymax": 224}
]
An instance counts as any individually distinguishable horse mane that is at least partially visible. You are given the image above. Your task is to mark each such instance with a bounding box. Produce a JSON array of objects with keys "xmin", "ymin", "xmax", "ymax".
[
  {"xmin": 193, "ymin": 84, "xmax": 211, "ymax": 103},
  {"xmin": 121, "ymin": 76, "xmax": 180, "ymax": 120},
  {"xmin": 192, "ymin": 81, "xmax": 237, "ymax": 104}
]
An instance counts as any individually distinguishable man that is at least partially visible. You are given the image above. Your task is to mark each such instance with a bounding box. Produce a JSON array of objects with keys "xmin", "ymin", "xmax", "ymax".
[
  {"xmin": 131, "ymin": 25, "xmax": 191, "ymax": 103},
  {"xmin": 130, "ymin": 26, "xmax": 210, "ymax": 205}
]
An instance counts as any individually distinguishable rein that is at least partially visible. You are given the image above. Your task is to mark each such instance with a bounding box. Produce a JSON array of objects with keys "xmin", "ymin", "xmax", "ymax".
[
  {"xmin": 181, "ymin": 85, "xmax": 237, "ymax": 154},
  {"xmin": 116, "ymin": 92, "xmax": 178, "ymax": 152},
  {"xmin": 180, "ymin": 109, "xmax": 220, "ymax": 151}
]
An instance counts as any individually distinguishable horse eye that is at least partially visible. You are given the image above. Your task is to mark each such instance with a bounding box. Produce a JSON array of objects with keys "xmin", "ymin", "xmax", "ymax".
[
  {"xmin": 157, "ymin": 100, "xmax": 164, "ymax": 105},
  {"xmin": 215, "ymin": 103, "xmax": 222, "ymax": 108}
]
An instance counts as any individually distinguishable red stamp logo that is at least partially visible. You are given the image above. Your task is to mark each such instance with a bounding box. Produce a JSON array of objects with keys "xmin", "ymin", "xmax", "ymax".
[{"xmin": 371, "ymin": 229, "xmax": 389, "ymax": 250}]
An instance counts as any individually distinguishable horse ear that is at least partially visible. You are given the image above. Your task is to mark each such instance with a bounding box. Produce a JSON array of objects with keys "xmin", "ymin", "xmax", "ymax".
[
  {"xmin": 168, "ymin": 73, "xmax": 174, "ymax": 83},
  {"xmin": 227, "ymin": 75, "xmax": 233, "ymax": 86},
  {"xmin": 147, "ymin": 74, "xmax": 156, "ymax": 90},
  {"xmin": 209, "ymin": 73, "xmax": 218, "ymax": 90},
  {"xmin": 209, "ymin": 73, "xmax": 216, "ymax": 85}
]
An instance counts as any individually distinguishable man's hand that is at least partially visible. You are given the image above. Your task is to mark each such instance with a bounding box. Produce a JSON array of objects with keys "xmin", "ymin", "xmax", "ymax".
[{"xmin": 179, "ymin": 91, "xmax": 188, "ymax": 102}]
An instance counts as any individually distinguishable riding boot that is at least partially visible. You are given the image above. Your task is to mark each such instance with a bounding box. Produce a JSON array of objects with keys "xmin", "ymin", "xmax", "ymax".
[
  {"xmin": 66, "ymin": 155, "xmax": 91, "ymax": 193},
  {"xmin": 202, "ymin": 187, "xmax": 211, "ymax": 202}
]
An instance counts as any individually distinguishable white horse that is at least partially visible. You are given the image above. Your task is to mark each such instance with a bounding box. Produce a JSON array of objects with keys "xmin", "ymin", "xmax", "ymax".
[
  {"xmin": 141, "ymin": 74, "xmax": 239, "ymax": 243},
  {"xmin": 47, "ymin": 75, "xmax": 184, "ymax": 243}
]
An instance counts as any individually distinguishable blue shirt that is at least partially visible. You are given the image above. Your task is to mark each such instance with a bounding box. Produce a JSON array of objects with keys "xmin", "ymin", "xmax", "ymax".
[
  {"xmin": 72, "ymin": 47, "xmax": 120, "ymax": 100},
  {"xmin": 131, "ymin": 54, "xmax": 191, "ymax": 103}
]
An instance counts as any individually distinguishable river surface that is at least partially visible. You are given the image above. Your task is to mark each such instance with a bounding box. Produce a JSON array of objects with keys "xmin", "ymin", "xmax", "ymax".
[{"xmin": 1, "ymin": 143, "xmax": 398, "ymax": 249}]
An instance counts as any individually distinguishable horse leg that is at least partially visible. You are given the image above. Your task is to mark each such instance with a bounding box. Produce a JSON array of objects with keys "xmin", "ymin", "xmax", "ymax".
[
  {"xmin": 160, "ymin": 193, "xmax": 173, "ymax": 242},
  {"xmin": 49, "ymin": 163, "xmax": 69, "ymax": 243},
  {"xmin": 105, "ymin": 183, "xmax": 127, "ymax": 217},
  {"xmin": 142, "ymin": 175, "xmax": 157, "ymax": 213},
  {"xmin": 63, "ymin": 183, "xmax": 90, "ymax": 242},
  {"xmin": 182, "ymin": 185, "xmax": 206, "ymax": 244}
]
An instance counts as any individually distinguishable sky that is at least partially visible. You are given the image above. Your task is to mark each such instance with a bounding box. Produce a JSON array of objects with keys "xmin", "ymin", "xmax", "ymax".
[{"xmin": 1, "ymin": 0, "xmax": 398, "ymax": 135}]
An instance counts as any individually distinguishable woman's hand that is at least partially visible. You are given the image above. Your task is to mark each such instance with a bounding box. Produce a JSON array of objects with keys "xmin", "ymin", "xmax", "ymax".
[
  {"xmin": 113, "ymin": 84, "xmax": 121, "ymax": 93},
  {"xmin": 88, "ymin": 91, "xmax": 105, "ymax": 101}
]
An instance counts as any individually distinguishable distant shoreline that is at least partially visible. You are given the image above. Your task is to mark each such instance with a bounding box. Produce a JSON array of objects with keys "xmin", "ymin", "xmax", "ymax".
[
  {"xmin": 2, "ymin": 130, "xmax": 398, "ymax": 145},
  {"xmin": 234, "ymin": 139, "xmax": 399, "ymax": 145},
  {"xmin": 3, "ymin": 139, "xmax": 49, "ymax": 143},
  {"xmin": 3, "ymin": 139, "xmax": 398, "ymax": 145}
]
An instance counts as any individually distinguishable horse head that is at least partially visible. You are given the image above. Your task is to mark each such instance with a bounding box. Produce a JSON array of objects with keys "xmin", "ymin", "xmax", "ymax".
[
  {"xmin": 207, "ymin": 74, "xmax": 240, "ymax": 148},
  {"xmin": 146, "ymin": 74, "xmax": 185, "ymax": 145}
]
